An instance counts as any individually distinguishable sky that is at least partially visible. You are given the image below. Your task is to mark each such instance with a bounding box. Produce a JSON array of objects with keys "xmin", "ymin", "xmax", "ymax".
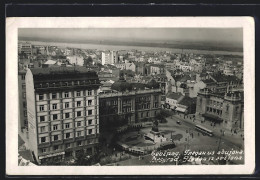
[{"xmin": 19, "ymin": 28, "xmax": 243, "ymax": 45}]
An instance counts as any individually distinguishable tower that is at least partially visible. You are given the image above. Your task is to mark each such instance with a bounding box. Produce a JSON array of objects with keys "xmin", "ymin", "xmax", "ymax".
[{"xmin": 222, "ymin": 91, "xmax": 243, "ymax": 131}]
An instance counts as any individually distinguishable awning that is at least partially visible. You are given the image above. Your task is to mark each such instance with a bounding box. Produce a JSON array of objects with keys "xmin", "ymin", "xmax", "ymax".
[
  {"xmin": 176, "ymin": 107, "xmax": 187, "ymax": 113},
  {"xmin": 202, "ymin": 113, "xmax": 223, "ymax": 122},
  {"xmin": 39, "ymin": 152, "xmax": 65, "ymax": 159}
]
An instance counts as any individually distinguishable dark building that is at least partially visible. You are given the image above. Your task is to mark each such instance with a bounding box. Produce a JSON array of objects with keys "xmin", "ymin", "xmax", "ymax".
[{"xmin": 99, "ymin": 81, "xmax": 162, "ymax": 131}]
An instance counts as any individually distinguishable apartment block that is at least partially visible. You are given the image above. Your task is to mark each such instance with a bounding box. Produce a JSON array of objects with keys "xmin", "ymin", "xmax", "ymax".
[{"xmin": 25, "ymin": 67, "xmax": 101, "ymax": 164}]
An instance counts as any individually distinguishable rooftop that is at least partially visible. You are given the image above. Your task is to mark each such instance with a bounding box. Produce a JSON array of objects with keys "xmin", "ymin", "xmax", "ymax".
[
  {"xmin": 211, "ymin": 74, "xmax": 240, "ymax": 83},
  {"xmin": 166, "ymin": 92, "xmax": 183, "ymax": 100},
  {"xmin": 30, "ymin": 66, "xmax": 96, "ymax": 75},
  {"xmin": 30, "ymin": 67, "xmax": 100, "ymax": 84},
  {"xmin": 178, "ymin": 96, "xmax": 196, "ymax": 106},
  {"xmin": 202, "ymin": 79, "xmax": 215, "ymax": 84}
]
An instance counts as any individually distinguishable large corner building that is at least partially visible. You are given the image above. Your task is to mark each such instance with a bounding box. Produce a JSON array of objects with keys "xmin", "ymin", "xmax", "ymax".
[{"xmin": 25, "ymin": 67, "xmax": 101, "ymax": 164}]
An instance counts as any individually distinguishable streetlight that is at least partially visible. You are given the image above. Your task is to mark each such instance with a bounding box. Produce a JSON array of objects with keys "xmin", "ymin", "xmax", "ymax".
[{"xmin": 185, "ymin": 128, "xmax": 192, "ymax": 150}]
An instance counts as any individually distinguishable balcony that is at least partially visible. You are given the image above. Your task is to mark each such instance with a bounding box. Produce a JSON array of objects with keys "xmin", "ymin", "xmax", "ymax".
[
  {"xmin": 38, "ymin": 142, "xmax": 51, "ymax": 148},
  {"xmin": 64, "ymin": 138, "xmax": 75, "ymax": 143},
  {"xmin": 86, "ymin": 134, "xmax": 96, "ymax": 139},
  {"xmin": 51, "ymin": 140, "xmax": 63, "ymax": 145},
  {"xmin": 75, "ymin": 136, "xmax": 85, "ymax": 141}
]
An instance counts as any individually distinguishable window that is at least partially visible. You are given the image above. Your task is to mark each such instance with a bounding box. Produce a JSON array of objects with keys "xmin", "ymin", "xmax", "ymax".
[
  {"xmin": 40, "ymin": 105, "xmax": 44, "ymax": 111},
  {"xmin": 24, "ymin": 110, "xmax": 27, "ymax": 117},
  {"xmin": 88, "ymin": 120, "xmax": 92, "ymax": 125},
  {"xmin": 146, "ymin": 112, "xmax": 149, "ymax": 117},
  {"xmin": 77, "ymin": 131, "xmax": 81, "ymax": 137},
  {"xmin": 42, "ymin": 148, "xmax": 46, "ymax": 153},
  {"xmin": 226, "ymin": 105, "xmax": 229, "ymax": 111},
  {"xmin": 77, "ymin": 141, "xmax": 82, "ymax": 146},
  {"xmin": 53, "ymin": 135, "xmax": 58, "ymax": 141},
  {"xmin": 77, "ymin": 101, "xmax": 81, "ymax": 107},
  {"xmin": 23, "ymin": 102, "xmax": 27, "ymax": 108},
  {"xmin": 40, "ymin": 126, "xmax": 45, "ymax": 132},
  {"xmin": 88, "ymin": 129, "xmax": 93, "ymax": 135},
  {"xmin": 65, "ymin": 102, "xmax": 69, "ymax": 108},
  {"xmin": 66, "ymin": 133, "xmax": 70, "ymax": 139},
  {"xmin": 52, "ymin": 104, "xmax": 57, "ymax": 110},
  {"xmin": 66, "ymin": 143, "xmax": 70, "ymax": 148},
  {"xmin": 53, "ymin": 145, "xmax": 59, "ymax": 151},
  {"xmin": 77, "ymin": 121, "xmax": 81, "ymax": 127},
  {"xmin": 65, "ymin": 123, "xmax": 70, "ymax": 129},
  {"xmin": 141, "ymin": 113, "xmax": 143, "ymax": 118},
  {"xmin": 53, "ymin": 114, "xmax": 58, "ymax": 120},
  {"xmin": 21, "ymin": 75, "xmax": 25, "ymax": 80},
  {"xmin": 88, "ymin": 100, "xmax": 92, "ymax": 106},
  {"xmin": 40, "ymin": 116, "xmax": 45, "ymax": 122},
  {"xmin": 65, "ymin": 113, "xmax": 70, "ymax": 119},
  {"xmin": 88, "ymin": 110, "xmax": 92, "ymax": 115},
  {"xmin": 22, "ymin": 83, "xmax": 26, "ymax": 89},
  {"xmin": 53, "ymin": 125, "xmax": 58, "ymax": 130},
  {"xmin": 41, "ymin": 137, "xmax": 46, "ymax": 143},
  {"xmin": 39, "ymin": 94, "xmax": 44, "ymax": 100},
  {"xmin": 77, "ymin": 111, "xmax": 81, "ymax": 117},
  {"xmin": 88, "ymin": 90, "xmax": 92, "ymax": 96},
  {"xmin": 23, "ymin": 92, "xmax": 26, "ymax": 98},
  {"xmin": 76, "ymin": 91, "xmax": 81, "ymax": 97},
  {"xmin": 52, "ymin": 93, "xmax": 56, "ymax": 99},
  {"xmin": 64, "ymin": 92, "xmax": 69, "ymax": 98}
]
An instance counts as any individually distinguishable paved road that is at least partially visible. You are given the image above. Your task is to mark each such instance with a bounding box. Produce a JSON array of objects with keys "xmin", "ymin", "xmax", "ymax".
[
  {"xmin": 168, "ymin": 114, "xmax": 244, "ymax": 149},
  {"xmin": 106, "ymin": 114, "xmax": 244, "ymax": 166}
]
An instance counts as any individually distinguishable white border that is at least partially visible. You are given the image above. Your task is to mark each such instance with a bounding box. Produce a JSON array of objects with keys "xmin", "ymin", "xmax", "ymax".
[{"xmin": 6, "ymin": 17, "xmax": 255, "ymax": 175}]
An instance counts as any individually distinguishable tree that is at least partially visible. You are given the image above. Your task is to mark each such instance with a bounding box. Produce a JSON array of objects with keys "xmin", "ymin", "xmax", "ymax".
[
  {"xmin": 147, "ymin": 79, "xmax": 160, "ymax": 89},
  {"xmin": 75, "ymin": 149, "xmax": 93, "ymax": 165},
  {"xmin": 84, "ymin": 56, "xmax": 93, "ymax": 66}
]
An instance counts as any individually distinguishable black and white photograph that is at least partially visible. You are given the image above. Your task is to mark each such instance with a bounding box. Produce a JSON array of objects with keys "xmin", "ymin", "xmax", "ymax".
[{"xmin": 6, "ymin": 17, "xmax": 255, "ymax": 175}]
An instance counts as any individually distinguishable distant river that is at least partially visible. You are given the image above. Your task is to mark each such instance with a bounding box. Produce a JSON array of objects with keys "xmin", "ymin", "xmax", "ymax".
[{"xmin": 28, "ymin": 41, "xmax": 243, "ymax": 56}]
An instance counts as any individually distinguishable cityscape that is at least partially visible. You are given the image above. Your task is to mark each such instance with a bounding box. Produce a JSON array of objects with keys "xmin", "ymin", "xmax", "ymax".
[{"xmin": 18, "ymin": 28, "xmax": 244, "ymax": 166}]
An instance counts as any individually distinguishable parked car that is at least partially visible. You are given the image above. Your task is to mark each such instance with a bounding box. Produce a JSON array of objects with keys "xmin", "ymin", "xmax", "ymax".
[{"xmin": 177, "ymin": 121, "xmax": 181, "ymax": 125}]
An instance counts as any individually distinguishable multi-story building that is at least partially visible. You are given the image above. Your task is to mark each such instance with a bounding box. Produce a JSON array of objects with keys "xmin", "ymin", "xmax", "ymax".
[
  {"xmin": 101, "ymin": 51, "xmax": 118, "ymax": 65},
  {"xmin": 114, "ymin": 63, "xmax": 126, "ymax": 70},
  {"xmin": 18, "ymin": 70, "xmax": 28, "ymax": 135},
  {"xmin": 99, "ymin": 88, "xmax": 162, "ymax": 131},
  {"xmin": 196, "ymin": 88, "xmax": 243, "ymax": 131},
  {"xmin": 25, "ymin": 67, "xmax": 101, "ymax": 164},
  {"xmin": 18, "ymin": 42, "xmax": 32, "ymax": 56},
  {"xmin": 150, "ymin": 64, "xmax": 165, "ymax": 75}
]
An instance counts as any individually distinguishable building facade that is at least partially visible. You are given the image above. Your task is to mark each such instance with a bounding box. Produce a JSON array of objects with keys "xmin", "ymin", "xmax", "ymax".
[
  {"xmin": 25, "ymin": 67, "xmax": 101, "ymax": 164},
  {"xmin": 18, "ymin": 70, "xmax": 28, "ymax": 134},
  {"xmin": 101, "ymin": 51, "xmax": 118, "ymax": 65},
  {"xmin": 196, "ymin": 88, "xmax": 243, "ymax": 131},
  {"xmin": 18, "ymin": 42, "xmax": 32, "ymax": 56},
  {"xmin": 99, "ymin": 89, "xmax": 162, "ymax": 131}
]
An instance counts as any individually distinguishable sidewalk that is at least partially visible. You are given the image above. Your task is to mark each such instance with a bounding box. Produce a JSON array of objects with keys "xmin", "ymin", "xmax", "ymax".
[{"xmin": 171, "ymin": 114, "xmax": 244, "ymax": 148}]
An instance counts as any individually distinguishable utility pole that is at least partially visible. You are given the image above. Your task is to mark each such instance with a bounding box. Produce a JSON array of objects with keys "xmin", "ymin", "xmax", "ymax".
[{"xmin": 217, "ymin": 136, "xmax": 222, "ymax": 152}]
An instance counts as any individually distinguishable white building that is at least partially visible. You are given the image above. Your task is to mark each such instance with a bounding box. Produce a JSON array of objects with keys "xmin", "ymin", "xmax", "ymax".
[
  {"xmin": 101, "ymin": 51, "xmax": 118, "ymax": 65},
  {"xmin": 67, "ymin": 56, "xmax": 84, "ymax": 66}
]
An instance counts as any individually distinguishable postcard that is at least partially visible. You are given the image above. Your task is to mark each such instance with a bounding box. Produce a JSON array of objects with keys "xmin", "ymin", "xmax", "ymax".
[{"xmin": 6, "ymin": 17, "xmax": 255, "ymax": 175}]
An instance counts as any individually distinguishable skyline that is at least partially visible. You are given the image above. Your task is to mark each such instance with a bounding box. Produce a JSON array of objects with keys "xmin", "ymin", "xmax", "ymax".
[{"xmin": 19, "ymin": 28, "xmax": 243, "ymax": 47}]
